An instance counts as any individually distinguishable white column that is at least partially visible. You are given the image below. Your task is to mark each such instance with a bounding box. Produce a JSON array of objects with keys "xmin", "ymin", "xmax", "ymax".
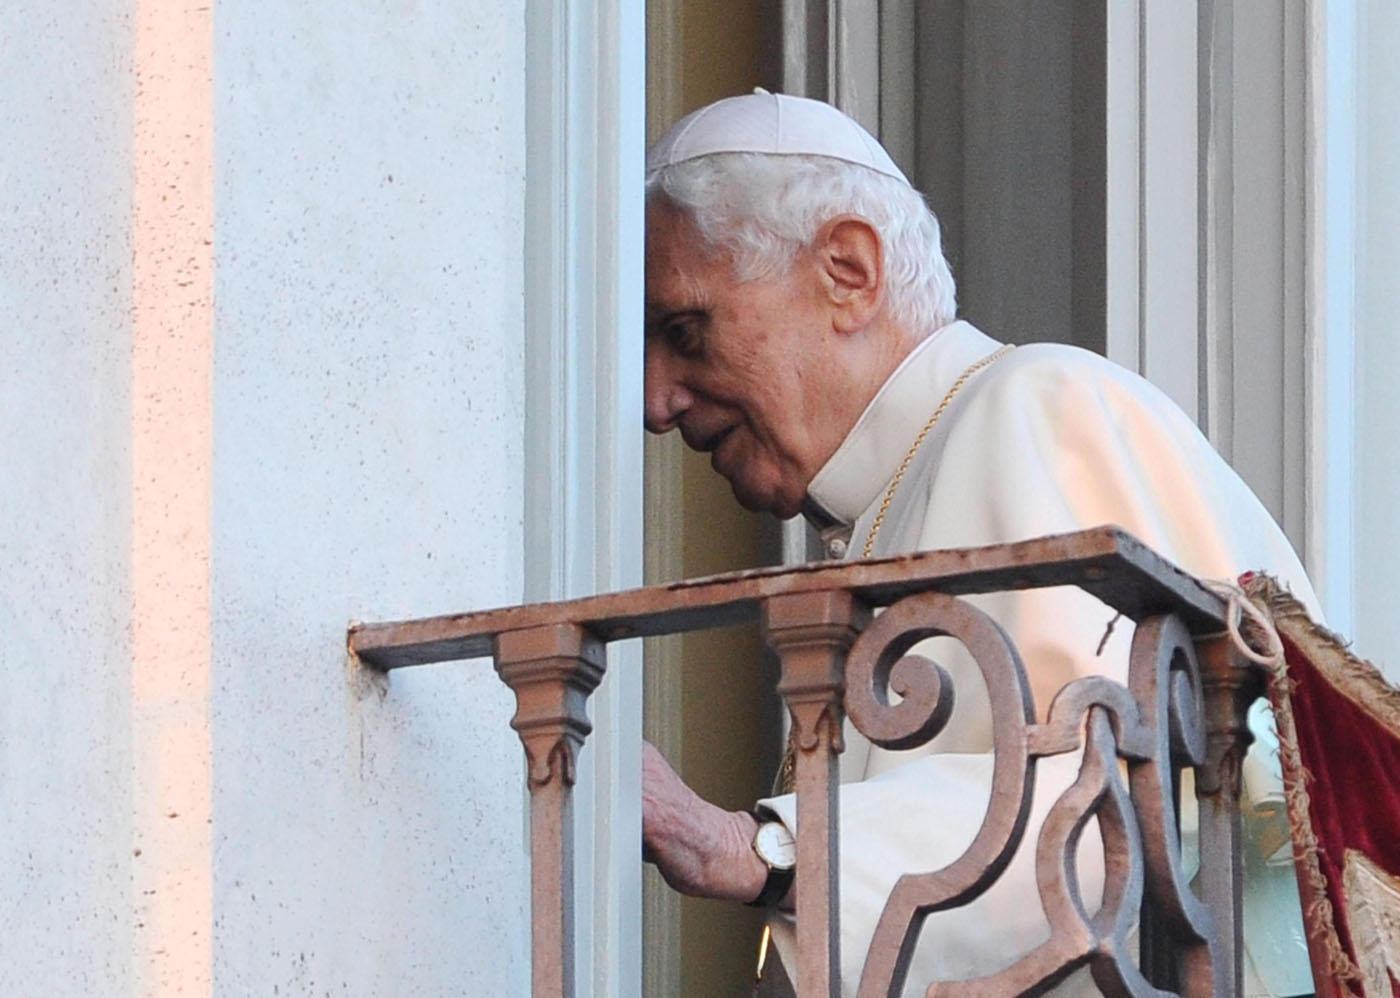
[
  {"xmin": 523, "ymin": 0, "xmax": 646, "ymax": 993},
  {"xmin": 1106, "ymin": 0, "xmax": 1201, "ymax": 422},
  {"xmin": 1104, "ymin": 0, "xmax": 1142, "ymax": 372},
  {"xmin": 1303, "ymin": 0, "xmax": 1358, "ymax": 637},
  {"xmin": 1349, "ymin": 0, "xmax": 1400, "ymax": 672}
]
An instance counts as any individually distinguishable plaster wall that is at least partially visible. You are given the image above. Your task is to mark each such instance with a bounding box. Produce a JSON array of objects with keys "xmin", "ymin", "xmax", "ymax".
[
  {"xmin": 207, "ymin": 1, "xmax": 529, "ymax": 994},
  {"xmin": 1, "ymin": 1, "xmax": 530, "ymax": 993},
  {"xmin": 0, "ymin": 2, "xmax": 136, "ymax": 992}
]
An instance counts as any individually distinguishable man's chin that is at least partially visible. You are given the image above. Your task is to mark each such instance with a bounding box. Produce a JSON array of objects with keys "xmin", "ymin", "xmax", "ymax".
[{"xmin": 729, "ymin": 478, "xmax": 804, "ymax": 520}]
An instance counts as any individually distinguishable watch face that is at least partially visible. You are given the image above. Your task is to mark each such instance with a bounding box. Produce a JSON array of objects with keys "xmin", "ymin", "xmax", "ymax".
[{"xmin": 754, "ymin": 821, "xmax": 797, "ymax": 870}]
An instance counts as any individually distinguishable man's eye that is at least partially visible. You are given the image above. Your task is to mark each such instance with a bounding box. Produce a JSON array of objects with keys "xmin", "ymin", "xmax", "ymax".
[{"xmin": 666, "ymin": 321, "xmax": 702, "ymax": 356}]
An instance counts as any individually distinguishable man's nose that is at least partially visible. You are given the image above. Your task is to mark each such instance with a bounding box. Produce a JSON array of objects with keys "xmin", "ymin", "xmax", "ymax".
[{"xmin": 644, "ymin": 352, "xmax": 692, "ymax": 434}]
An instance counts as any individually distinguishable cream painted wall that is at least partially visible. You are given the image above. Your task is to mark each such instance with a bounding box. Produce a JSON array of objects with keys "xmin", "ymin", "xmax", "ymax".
[{"xmin": 1, "ymin": 1, "xmax": 531, "ymax": 993}]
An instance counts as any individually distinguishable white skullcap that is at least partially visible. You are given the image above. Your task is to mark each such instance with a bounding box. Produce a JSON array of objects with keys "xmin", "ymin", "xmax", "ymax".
[{"xmin": 646, "ymin": 88, "xmax": 910, "ymax": 185}]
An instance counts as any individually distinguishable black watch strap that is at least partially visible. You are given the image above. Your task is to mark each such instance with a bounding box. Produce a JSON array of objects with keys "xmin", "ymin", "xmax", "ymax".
[{"xmin": 746, "ymin": 862, "xmax": 795, "ymax": 908}]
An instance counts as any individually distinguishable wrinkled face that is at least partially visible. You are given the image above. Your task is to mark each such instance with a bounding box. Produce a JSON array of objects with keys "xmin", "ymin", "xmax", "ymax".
[{"xmin": 644, "ymin": 199, "xmax": 837, "ymax": 518}]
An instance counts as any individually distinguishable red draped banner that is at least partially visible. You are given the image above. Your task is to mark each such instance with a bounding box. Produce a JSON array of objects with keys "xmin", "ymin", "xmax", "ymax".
[{"xmin": 1245, "ymin": 574, "xmax": 1400, "ymax": 998}]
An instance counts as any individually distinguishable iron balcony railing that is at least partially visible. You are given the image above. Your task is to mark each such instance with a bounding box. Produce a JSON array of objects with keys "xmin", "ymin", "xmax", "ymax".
[{"xmin": 348, "ymin": 526, "xmax": 1261, "ymax": 997}]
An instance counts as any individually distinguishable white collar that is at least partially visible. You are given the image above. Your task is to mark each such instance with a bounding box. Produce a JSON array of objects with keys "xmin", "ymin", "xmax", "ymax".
[{"xmin": 804, "ymin": 320, "xmax": 1004, "ymax": 526}]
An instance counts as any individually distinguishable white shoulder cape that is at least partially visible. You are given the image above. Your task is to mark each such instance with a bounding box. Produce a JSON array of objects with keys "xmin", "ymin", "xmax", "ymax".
[{"xmin": 760, "ymin": 322, "xmax": 1316, "ymax": 997}]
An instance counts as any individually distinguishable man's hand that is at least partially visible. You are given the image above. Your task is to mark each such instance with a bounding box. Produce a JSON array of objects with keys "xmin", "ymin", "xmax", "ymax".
[{"xmin": 641, "ymin": 740, "xmax": 769, "ymax": 903}]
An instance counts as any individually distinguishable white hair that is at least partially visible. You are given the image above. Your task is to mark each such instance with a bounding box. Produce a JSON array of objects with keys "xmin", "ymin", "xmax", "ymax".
[{"xmin": 646, "ymin": 152, "xmax": 958, "ymax": 338}]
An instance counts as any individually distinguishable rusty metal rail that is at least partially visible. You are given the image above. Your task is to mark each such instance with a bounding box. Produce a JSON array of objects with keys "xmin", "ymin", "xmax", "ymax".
[{"xmin": 349, "ymin": 526, "xmax": 1257, "ymax": 997}]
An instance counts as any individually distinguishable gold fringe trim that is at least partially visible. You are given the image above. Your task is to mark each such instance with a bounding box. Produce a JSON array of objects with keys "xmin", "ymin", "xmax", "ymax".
[
  {"xmin": 1244, "ymin": 577, "xmax": 1400, "ymax": 732},
  {"xmin": 1242, "ymin": 574, "xmax": 1370, "ymax": 992}
]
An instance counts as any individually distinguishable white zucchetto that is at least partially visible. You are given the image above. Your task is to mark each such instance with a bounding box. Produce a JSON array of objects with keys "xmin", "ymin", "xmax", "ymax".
[{"xmin": 646, "ymin": 88, "xmax": 910, "ymax": 185}]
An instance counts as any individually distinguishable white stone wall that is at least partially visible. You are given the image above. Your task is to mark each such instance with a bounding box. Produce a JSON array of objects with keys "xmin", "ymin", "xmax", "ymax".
[
  {"xmin": 209, "ymin": 2, "xmax": 528, "ymax": 993},
  {"xmin": 0, "ymin": 2, "xmax": 136, "ymax": 991},
  {"xmin": 1, "ymin": 1, "xmax": 531, "ymax": 993}
]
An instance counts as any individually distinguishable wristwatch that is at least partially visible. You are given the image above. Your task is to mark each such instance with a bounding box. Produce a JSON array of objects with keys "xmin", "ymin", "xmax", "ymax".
[{"xmin": 746, "ymin": 810, "xmax": 796, "ymax": 908}]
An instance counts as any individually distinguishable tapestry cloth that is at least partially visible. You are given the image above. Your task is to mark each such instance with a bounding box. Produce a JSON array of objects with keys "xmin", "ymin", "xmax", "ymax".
[{"xmin": 1245, "ymin": 574, "xmax": 1400, "ymax": 998}]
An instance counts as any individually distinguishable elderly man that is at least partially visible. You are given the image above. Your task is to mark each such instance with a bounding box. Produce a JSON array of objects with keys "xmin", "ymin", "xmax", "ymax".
[{"xmin": 640, "ymin": 90, "xmax": 1316, "ymax": 997}]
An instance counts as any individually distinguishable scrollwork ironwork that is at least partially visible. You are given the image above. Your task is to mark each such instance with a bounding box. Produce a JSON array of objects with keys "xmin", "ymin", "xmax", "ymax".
[
  {"xmin": 846, "ymin": 591, "xmax": 1038, "ymax": 997},
  {"xmin": 848, "ymin": 600, "xmax": 1221, "ymax": 997}
]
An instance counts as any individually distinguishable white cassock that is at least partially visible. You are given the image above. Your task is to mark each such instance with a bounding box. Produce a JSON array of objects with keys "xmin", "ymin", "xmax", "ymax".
[{"xmin": 758, "ymin": 321, "xmax": 1317, "ymax": 997}]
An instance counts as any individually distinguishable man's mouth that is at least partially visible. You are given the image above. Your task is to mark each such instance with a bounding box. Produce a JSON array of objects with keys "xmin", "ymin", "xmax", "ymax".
[
  {"xmin": 683, "ymin": 423, "xmax": 734, "ymax": 453},
  {"xmin": 707, "ymin": 426, "xmax": 742, "ymax": 477},
  {"xmin": 703, "ymin": 426, "xmax": 734, "ymax": 453}
]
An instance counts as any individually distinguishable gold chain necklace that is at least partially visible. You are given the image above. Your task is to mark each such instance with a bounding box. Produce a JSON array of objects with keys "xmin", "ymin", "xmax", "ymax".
[
  {"xmin": 756, "ymin": 344, "xmax": 1013, "ymax": 974},
  {"xmin": 860, "ymin": 343, "xmax": 1015, "ymax": 558},
  {"xmin": 771, "ymin": 343, "xmax": 1015, "ymax": 799}
]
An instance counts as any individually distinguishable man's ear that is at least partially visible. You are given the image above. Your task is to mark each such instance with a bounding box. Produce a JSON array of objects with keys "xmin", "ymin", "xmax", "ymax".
[{"xmin": 814, "ymin": 215, "xmax": 884, "ymax": 335}]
